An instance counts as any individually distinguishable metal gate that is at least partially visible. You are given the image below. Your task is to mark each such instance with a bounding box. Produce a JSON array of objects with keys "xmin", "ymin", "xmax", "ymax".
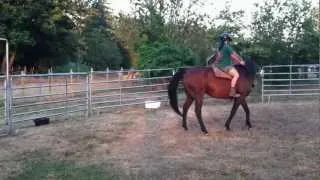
[
  {"xmin": 260, "ymin": 64, "xmax": 320, "ymax": 103},
  {"xmin": 0, "ymin": 68, "xmax": 174, "ymax": 135}
]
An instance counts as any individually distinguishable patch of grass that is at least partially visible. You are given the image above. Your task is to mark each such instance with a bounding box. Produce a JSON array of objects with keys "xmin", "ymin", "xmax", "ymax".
[{"xmin": 9, "ymin": 154, "xmax": 118, "ymax": 180}]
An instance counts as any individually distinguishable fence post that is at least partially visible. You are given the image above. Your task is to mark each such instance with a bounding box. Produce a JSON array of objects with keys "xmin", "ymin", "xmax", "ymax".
[
  {"xmin": 289, "ymin": 65, "xmax": 292, "ymax": 94},
  {"xmin": 86, "ymin": 73, "xmax": 92, "ymax": 117},
  {"xmin": 106, "ymin": 67, "xmax": 109, "ymax": 80},
  {"xmin": 9, "ymin": 77, "xmax": 13, "ymax": 134},
  {"xmin": 21, "ymin": 70, "xmax": 25, "ymax": 96},
  {"xmin": 318, "ymin": 64, "xmax": 320, "ymax": 91},
  {"xmin": 65, "ymin": 78, "xmax": 69, "ymax": 119},
  {"xmin": 90, "ymin": 68, "xmax": 93, "ymax": 81},
  {"xmin": 70, "ymin": 69, "xmax": 73, "ymax": 97},
  {"xmin": 119, "ymin": 68, "xmax": 122, "ymax": 105},
  {"xmin": 48, "ymin": 68, "xmax": 52, "ymax": 95},
  {"xmin": 39, "ymin": 76, "xmax": 42, "ymax": 96},
  {"xmin": 5, "ymin": 77, "xmax": 13, "ymax": 134},
  {"xmin": 260, "ymin": 68, "xmax": 265, "ymax": 103},
  {"xmin": 148, "ymin": 69, "xmax": 151, "ymax": 85},
  {"xmin": 4, "ymin": 80, "xmax": 7, "ymax": 126}
]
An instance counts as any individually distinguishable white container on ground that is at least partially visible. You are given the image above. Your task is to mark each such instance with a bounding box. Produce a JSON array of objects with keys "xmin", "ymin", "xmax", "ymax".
[{"xmin": 145, "ymin": 101, "xmax": 161, "ymax": 109}]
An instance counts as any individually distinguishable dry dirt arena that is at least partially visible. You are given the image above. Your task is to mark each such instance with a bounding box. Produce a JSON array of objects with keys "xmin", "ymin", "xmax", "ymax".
[{"xmin": 0, "ymin": 101, "xmax": 319, "ymax": 180}]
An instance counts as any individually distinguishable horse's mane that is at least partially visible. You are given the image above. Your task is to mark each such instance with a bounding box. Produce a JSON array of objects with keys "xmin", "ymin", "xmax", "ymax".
[{"xmin": 235, "ymin": 59, "xmax": 257, "ymax": 78}]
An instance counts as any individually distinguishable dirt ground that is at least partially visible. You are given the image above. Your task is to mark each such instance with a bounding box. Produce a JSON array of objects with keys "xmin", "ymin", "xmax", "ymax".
[{"xmin": 0, "ymin": 101, "xmax": 319, "ymax": 180}]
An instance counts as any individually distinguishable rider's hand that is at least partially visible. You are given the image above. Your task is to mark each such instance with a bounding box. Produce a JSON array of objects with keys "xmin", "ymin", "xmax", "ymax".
[{"xmin": 240, "ymin": 61, "xmax": 245, "ymax": 65}]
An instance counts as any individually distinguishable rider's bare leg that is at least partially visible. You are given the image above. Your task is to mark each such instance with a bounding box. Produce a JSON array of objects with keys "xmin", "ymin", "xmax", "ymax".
[
  {"xmin": 228, "ymin": 68, "xmax": 240, "ymax": 97},
  {"xmin": 212, "ymin": 64, "xmax": 232, "ymax": 79}
]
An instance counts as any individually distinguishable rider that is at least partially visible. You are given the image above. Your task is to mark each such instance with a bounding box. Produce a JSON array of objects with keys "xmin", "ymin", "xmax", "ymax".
[{"xmin": 214, "ymin": 32, "xmax": 245, "ymax": 97}]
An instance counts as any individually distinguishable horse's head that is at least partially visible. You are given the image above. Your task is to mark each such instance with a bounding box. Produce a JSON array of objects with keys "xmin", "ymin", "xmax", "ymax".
[{"xmin": 235, "ymin": 58, "xmax": 257, "ymax": 87}]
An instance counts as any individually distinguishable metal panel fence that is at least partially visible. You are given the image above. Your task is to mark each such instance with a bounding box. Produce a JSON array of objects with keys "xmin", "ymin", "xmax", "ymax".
[
  {"xmin": 3, "ymin": 64, "xmax": 316, "ymax": 134},
  {"xmin": 261, "ymin": 64, "xmax": 320, "ymax": 103},
  {"xmin": 0, "ymin": 68, "xmax": 175, "ymax": 135}
]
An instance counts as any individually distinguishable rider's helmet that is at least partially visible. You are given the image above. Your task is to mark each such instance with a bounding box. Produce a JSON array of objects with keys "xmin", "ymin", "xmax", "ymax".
[
  {"xmin": 220, "ymin": 32, "xmax": 232, "ymax": 41},
  {"xmin": 218, "ymin": 32, "xmax": 232, "ymax": 50}
]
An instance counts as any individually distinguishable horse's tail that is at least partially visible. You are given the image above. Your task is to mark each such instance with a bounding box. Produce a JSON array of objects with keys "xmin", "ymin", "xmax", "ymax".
[{"xmin": 168, "ymin": 68, "xmax": 186, "ymax": 117}]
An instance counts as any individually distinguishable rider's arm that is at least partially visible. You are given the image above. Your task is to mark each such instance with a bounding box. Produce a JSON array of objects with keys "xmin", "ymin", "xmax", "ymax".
[
  {"xmin": 213, "ymin": 51, "xmax": 222, "ymax": 65},
  {"xmin": 230, "ymin": 52, "xmax": 245, "ymax": 65}
]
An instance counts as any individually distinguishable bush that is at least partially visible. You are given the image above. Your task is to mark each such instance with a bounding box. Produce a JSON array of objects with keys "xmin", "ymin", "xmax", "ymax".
[{"xmin": 137, "ymin": 41, "xmax": 201, "ymax": 70}]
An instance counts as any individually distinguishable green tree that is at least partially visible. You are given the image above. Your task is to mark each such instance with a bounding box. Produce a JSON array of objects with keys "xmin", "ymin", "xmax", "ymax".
[
  {"xmin": 128, "ymin": 0, "xmax": 213, "ymax": 65},
  {"xmin": 112, "ymin": 14, "xmax": 144, "ymax": 67},
  {"xmin": 0, "ymin": 0, "xmax": 79, "ymax": 73},
  {"xmin": 209, "ymin": 2, "xmax": 248, "ymax": 60},
  {"xmin": 250, "ymin": 0, "xmax": 317, "ymax": 65},
  {"xmin": 82, "ymin": 0, "xmax": 128, "ymax": 70},
  {"xmin": 137, "ymin": 41, "xmax": 200, "ymax": 70},
  {"xmin": 293, "ymin": 7, "xmax": 320, "ymax": 63},
  {"xmin": 131, "ymin": 0, "xmax": 166, "ymax": 43}
]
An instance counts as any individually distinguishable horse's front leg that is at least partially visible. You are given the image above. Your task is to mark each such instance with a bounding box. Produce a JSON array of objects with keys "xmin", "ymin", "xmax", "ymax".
[
  {"xmin": 240, "ymin": 99, "xmax": 252, "ymax": 129},
  {"xmin": 225, "ymin": 98, "xmax": 241, "ymax": 130}
]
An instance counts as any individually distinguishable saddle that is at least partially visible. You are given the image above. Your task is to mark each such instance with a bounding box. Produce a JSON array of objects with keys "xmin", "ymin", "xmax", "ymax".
[{"xmin": 211, "ymin": 66, "xmax": 232, "ymax": 79}]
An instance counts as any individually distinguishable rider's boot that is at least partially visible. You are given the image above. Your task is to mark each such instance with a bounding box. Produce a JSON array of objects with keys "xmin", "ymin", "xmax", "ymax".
[{"xmin": 229, "ymin": 87, "xmax": 240, "ymax": 98}]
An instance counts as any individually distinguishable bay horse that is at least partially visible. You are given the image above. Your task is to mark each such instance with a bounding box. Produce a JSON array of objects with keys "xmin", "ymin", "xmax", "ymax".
[{"xmin": 168, "ymin": 60, "xmax": 256, "ymax": 134}]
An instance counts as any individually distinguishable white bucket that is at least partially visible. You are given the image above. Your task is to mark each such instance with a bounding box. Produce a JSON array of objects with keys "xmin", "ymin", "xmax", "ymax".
[{"xmin": 145, "ymin": 101, "xmax": 161, "ymax": 109}]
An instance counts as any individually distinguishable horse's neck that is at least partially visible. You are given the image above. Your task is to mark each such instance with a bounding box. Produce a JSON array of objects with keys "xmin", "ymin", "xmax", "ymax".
[{"xmin": 236, "ymin": 65, "xmax": 256, "ymax": 82}]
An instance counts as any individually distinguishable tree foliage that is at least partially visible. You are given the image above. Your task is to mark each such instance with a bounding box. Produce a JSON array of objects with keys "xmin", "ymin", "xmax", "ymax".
[
  {"xmin": 0, "ymin": 0, "xmax": 78, "ymax": 72},
  {"xmin": 81, "ymin": 0, "xmax": 123, "ymax": 70},
  {"xmin": 138, "ymin": 41, "xmax": 200, "ymax": 69},
  {"xmin": 0, "ymin": 0, "xmax": 130, "ymax": 73},
  {"xmin": 0, "ymin": 0, "xmax": 318, "ymax": 73},
  {"xmin": 250, "ymin": 0, "xmax": 318, "ymax": 65}
]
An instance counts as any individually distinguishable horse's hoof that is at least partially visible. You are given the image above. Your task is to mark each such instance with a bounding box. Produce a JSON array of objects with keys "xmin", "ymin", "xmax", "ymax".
[
  {"xmin": 202, "ymin": 130, "xmax": 209, "ymax": 135},
  {"xmin": 183, "ymin": 126, "xmax": 188, "ymax": 131},
  {"xmin": 225, "ymin": 126, "xmax": 231, "ymax": 131},
  {"xmin": 202, "ymin": 130, "xmax": 208, "ymax": 134}
]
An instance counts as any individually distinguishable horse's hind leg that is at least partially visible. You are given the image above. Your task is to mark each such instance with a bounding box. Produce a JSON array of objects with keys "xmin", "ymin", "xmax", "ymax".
[
  {"xmin": 182, "ymin": 94, "xmax": 194, "ymax": 131},
  {"xmin": 194, "ymin": 95, "xmax": 208, "ymax": 134},
  {"xmin": 240, "ymin": 99, "xmax": 252, "ymax": 129},
  {"xmin": 225, "ymin": 98, "xmax": 241, "ymax": 130}
]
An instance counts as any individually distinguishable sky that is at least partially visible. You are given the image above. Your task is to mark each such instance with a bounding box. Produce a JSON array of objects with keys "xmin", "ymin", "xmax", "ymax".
[
  {"xmin": 108, "ymin": 0, "xmax": 260, "ymax": 20},
  {"xmin": 108, "ymin": 0, "xmax": 318, "ymax": 25}
]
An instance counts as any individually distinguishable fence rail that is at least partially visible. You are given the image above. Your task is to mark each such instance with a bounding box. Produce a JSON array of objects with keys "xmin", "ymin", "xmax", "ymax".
[
  {"xmin": 261, "ymin": 64, "xmax": 320, "ymax": 103},
  {"xmin": 0, "ymin": 68, "xmax": 175, "ymax": 135},
  {"xmin": 2, "ymin": 64, "xmax": 318, "ymax": 135}
]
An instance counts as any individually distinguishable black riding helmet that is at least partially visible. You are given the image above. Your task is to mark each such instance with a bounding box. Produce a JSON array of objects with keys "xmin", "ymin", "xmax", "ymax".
[
  {"xmin": 218, "ymin": 32, "xmax": 232, "ymax": 50},
  {"xmin": 220, "ymin": 32, "xmax": 232, "ymax": 41}
]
